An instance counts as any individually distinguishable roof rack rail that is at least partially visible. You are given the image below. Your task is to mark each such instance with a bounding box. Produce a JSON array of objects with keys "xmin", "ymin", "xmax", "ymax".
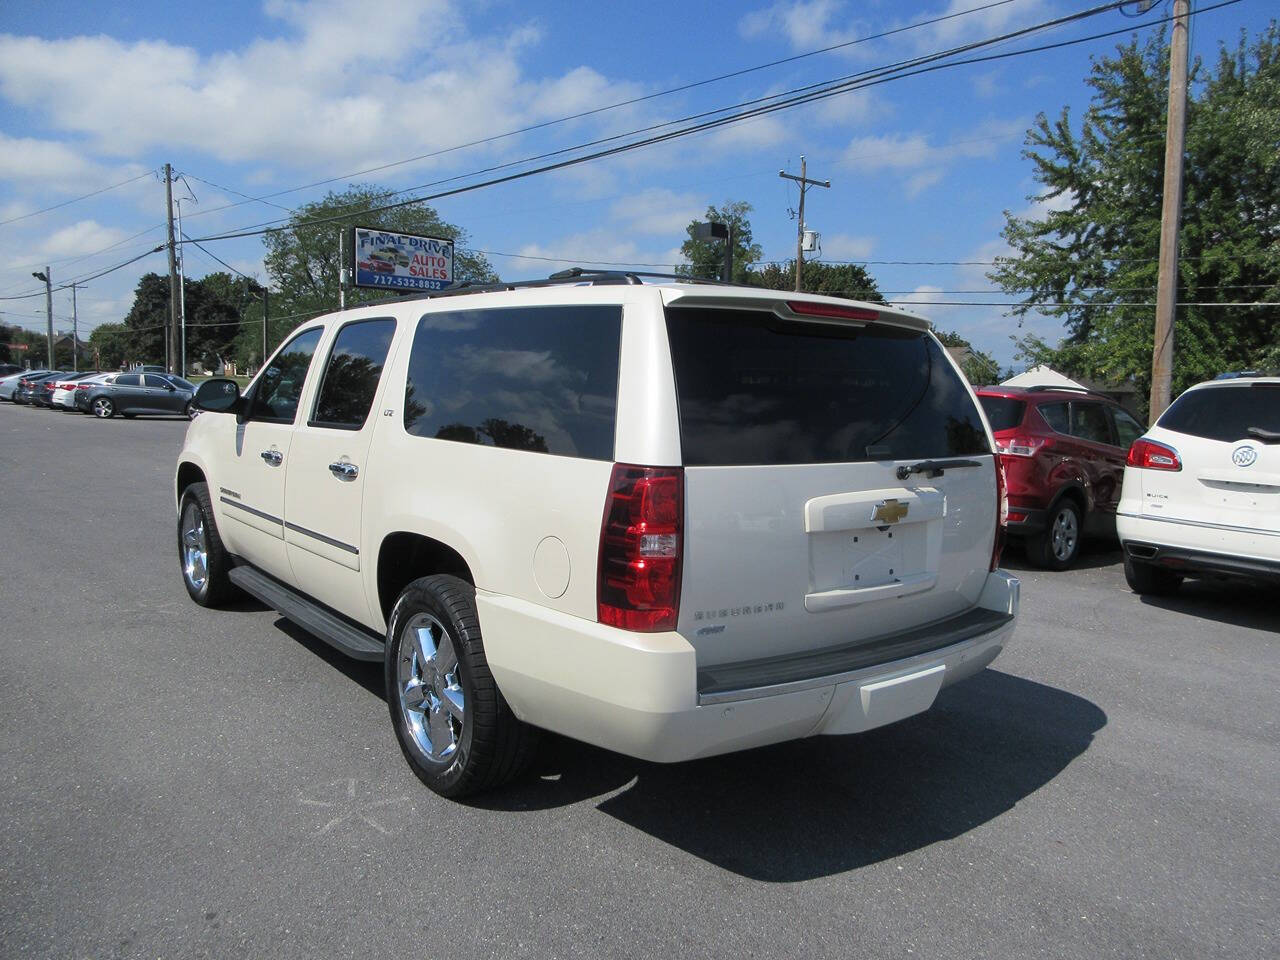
[
  {"xmin": 1023, "ymin": 383, "xmax": 1111, "ymax": 398},
  {"xmin": 367, "ymin": 268, "xmax": 734, "ymax": 307}
]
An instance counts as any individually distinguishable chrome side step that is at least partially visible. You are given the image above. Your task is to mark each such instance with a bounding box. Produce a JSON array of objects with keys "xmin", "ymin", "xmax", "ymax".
[{"xmin": 229, "ymin": 565, "xmax": 385, "ymax": 662}]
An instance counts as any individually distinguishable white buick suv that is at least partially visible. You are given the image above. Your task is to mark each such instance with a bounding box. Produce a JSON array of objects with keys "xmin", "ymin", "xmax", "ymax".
[
  {"xmin": 175, "ymin": 271, "xmax": 1018, "ymax": 797},
  {"xmin": 1117, "ymin": 374, "xmax": 1280, "ymax": 594}
]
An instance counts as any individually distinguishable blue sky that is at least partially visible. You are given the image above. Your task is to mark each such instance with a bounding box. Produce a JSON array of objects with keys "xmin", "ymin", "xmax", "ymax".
[{"xmin": 0, "ymin": 0, "xmax": 1270, "ymax": 368}]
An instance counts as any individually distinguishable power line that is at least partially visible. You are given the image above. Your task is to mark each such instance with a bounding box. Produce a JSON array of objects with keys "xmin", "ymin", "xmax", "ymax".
[
  {"xmin": 0, "ymin": 169, "xmax": 157, "ymax": 227},
  {"xmin": 186, "ymin": 0, "xmax": 1236, "ymax": 248},
  {"xmin": 178, "ymin": 0, "xmax": 1026, "ymax": 223}
]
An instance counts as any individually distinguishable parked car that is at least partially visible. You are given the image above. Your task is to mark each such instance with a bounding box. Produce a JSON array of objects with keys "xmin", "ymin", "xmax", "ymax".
[
  {"xmin": 1117, "ymin": 374, "xmax": 1280, "ymax": 594},
  {"xmin": 177, "ymin": 271, "xmax": 1019, "ymax": 798},
  {"xmin": 51, "ymin": 372, "xmax": 109, "ymax": 409},
  {"xmin": 0, "ymin": 363, "xmax": 21, "ymax": 377},
  {"xmin": 976, "ymin": 384, "xmax": 1145, "ymax": 569},
  {"xmin": 13, "ymin": 372, "xmax": 64, "ymax": 405},
  {"xmin": 0, "ymin": 369, "xmax": 52, "ymax": 401},
  {"xmin": 83, "ymin": 372, "xmax": 196, "ymax": 419}
]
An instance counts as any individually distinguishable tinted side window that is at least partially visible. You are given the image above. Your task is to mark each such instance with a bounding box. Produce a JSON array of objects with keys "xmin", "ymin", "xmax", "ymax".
[
  {"xmin": 1070, "ymin": 402, "xmax": 1113, "ymax": 445},
  {"xmin": 311, "ymin": 318, "xmax": 396, "ymax": 430},
  {"xmin": 1112, "ymin": 408, "xmax": 1144, "ymax": 448},
  {"xmin": 143, "ymin": 375, "xmax": 172, "ymax": 388},
  {"xmin": 665, "ymin": 307, "xmax": 991, "ymax": 466},
  {"xmin": 403, "ymin": 305, "xmax": 621, "ymax": 459},
  {"xmin": 249, "ymin": 327, "xmax": 324, "ymax": 423},
  {"xmin": 1039, "ymin": 402, "xmax": 1069, "ymax": 434},
  {"xmin": 116, "ymin": 374, "xmax": 141, "ymax": 387}
]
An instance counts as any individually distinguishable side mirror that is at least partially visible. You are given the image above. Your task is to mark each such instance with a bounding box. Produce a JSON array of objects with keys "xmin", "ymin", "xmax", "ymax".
[{"xmin": 193, "ymin": 378, "xmax": 242, "ymax": 414}]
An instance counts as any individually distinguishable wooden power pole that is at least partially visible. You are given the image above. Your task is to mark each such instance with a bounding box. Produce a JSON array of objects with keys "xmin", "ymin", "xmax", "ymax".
[
  {"xmin": 164, "ymin": 163, "xmax": 179, "ymax": 374},
  {"xmin": 1149, "ymin": 0, "xmax": 1190, "ymax": 419},
  {"xmin": 779, "ymin": 156, "xmax": 830, "ymax": 292}
]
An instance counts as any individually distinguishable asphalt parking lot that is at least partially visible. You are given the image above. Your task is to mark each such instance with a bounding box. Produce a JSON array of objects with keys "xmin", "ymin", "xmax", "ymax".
[{"xmin": 1, "ymin": 402, "xmax": 1276, "ymax": 960}]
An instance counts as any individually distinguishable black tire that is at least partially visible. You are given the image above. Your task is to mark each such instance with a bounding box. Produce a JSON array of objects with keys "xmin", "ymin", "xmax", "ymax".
[
  {"xmin": 177, "ymin": 481, "xmax": 237, "ymax": 607},
  {"xmin": 184, "ymin": 401, "xmax": 199, "ymax": 420},
  {"xmin": 91, "ymin": 396, "xmax": 114, "ymax": 418},
  {"xmin": 1028, "ymin": 499, "xmax": 1083, "ymax": 570},
  {"xmin": 1123, "ymin": 554, "xmax": 1182, "ymax": 596},
  {"xmin": 385, "ymin": 575, "xmax": 538, "ymax": 798}
]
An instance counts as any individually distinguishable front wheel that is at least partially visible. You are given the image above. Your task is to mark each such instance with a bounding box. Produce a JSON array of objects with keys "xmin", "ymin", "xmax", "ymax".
[
  {"xmin": 184, "ymin": 400, "xmax": 200, "ymax": 420},
  {"xmin": 386, "ymin": 575, "xmax": 538, "ymax": 798},
  {"xmin": 177, "ymin": 482, "xmax": 236, "ymax": 606},
  {"xmin": 1029, "ymin": 500, "xmax": 1083, "ymax": 570},
  {"xmin": 91, "ymin": 397, "xmax": 114, "ymax": 419}
]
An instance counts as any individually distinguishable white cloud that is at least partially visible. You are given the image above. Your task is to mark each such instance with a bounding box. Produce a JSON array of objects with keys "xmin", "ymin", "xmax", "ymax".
[
  {"xmin": 513, "ymin": 230, "xmax": 684, "ymax": 275},
  {"xmin": 739, "ymin": 1, "xmax": 867, "ymax": 52},
  {"xmin": 841, "ymin": 120, "xmax": 1024, "ymax": 196},
  {"xmin": 972, "ymin": 71, "xmax": 1002, "ymax": 99},
  {"xmin": 37, "ymin": 221, "xmax": 132, "ymax": 260},
  {"xmin": 0, "ymin": 1, "xmax": 641, "ymax": 175},
  {"xmin": 817, "ymin": 232, "xmax": 875, "ymax": 260},
  {"xmin": 609, "ymin": 188, "xmax": 704, "ymax": 237}
]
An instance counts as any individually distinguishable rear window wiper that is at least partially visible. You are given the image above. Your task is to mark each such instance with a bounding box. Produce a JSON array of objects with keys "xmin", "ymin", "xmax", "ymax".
[
  {"xmin": 1247, "ymin": 426, "xmax": 1280, "ymax": 443},
  {"xmin": 896, "ymin": 458, "xmax": 983, "ymax": 480}
]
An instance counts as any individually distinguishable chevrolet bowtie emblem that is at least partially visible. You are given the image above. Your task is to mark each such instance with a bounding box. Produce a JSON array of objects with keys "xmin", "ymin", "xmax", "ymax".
[{"xmin": 872, "ymin": 499, "xmax": 909, "ymax": 524}]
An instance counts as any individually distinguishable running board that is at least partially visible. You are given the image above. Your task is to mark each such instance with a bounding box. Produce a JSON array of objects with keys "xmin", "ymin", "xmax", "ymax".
[{"xmin": 229, "ymin": 565, "xmax": 385, "ymax": 661}]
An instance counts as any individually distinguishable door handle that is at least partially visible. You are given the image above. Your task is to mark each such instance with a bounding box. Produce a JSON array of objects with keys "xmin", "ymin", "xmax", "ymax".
[
  {"xmin": 329, "ymin": 461, "xmax": 359, "ymax": 480},
  {"xmin": 260, "ymin": 449, "xmax": 283, "ymax": 466}
]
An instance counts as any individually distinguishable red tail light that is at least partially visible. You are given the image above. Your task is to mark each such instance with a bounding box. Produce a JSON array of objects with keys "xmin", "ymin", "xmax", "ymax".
[
  {"xmin": 76, "ymin": 383, "xmax": 92, "ymax": 390},
  {"xmin": 786, "ymin": 300, "xmax": 880, "ymax": 322},
  {"xmin": 991, "ymin": 457, "xmax": 1008, "ymax": 571},
  {"xmin": 994, "ymin": 434, "xmax": 1049, "ymax": 457},
  {"xmin": 1126, "ymin": 438, "xmax": 1181, "ymax": 471},
  {"xmin": 597, "ymin": 464, "xmax": 683, "ymax": 632}
]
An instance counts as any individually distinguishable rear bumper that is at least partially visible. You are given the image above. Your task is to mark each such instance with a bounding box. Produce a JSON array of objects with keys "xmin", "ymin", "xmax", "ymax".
[
  {"xmin": 1005, "ymin": 506, "xmax": 1048, "ymax": 534},
  {"xmin": 479, "ymin": 571, "xmax": 1019, "ymax": 763},
  {"xmin": 1118, "ymin": 512, "xmax": 1280, "ymax": 577},
  {"xmin": 1122, "ymin": 539, "xmax": 1280, "ymax": 584}
]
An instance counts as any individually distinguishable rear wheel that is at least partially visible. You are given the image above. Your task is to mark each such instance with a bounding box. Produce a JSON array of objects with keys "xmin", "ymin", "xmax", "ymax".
[
  {"xmin": 91, "ymin": 397, "xmax": 114, "ymax": 418},
  {"xmin": 1123, "ymin": 554, "xmax": 1182, "ymax": 596},
  {"xmin": 1029, "ymin": 499, "xmax": 1082, "ymax": 570},
  {"xmin": 386, "ymin": 575, "xmax": 538, "ymax": 798},
  {"xmin": 184, "ymin": 400, "xmax": 200, "ymax": 420}
]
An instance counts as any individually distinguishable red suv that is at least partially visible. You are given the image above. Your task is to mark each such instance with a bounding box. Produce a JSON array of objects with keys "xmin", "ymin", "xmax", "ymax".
[{"xmin": 976, "ymin": 385, "xmax": 1145, "ymax": 569}]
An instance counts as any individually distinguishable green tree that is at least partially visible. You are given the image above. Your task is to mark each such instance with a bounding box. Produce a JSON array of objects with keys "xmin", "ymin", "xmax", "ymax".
[
  {"xmin": 262, "ymin": 184, "xmax": 497, "ymax": 337},
  {"xmin": 933, "ymin": 329, "xmax": 1001, "ymax": 384},
  {"xmin": 990, "ymin": 24, "xmax": 1280, "ymax": 402},
  {"xmin": 749, "ymin": 260, "xmax": 886, "ymax": 302},
  {"xmin": 88, "ymin": 323, "xmax": 131, "ymax": 369},
  {"xmin": 677, "ymin": 200, "xmax": 763, "ymax": 283}
]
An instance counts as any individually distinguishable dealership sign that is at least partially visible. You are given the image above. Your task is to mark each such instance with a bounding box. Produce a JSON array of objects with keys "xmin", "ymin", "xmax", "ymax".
[{"xmin": 351, "ymin": 227, "xmax": 454, "ymax": 292}]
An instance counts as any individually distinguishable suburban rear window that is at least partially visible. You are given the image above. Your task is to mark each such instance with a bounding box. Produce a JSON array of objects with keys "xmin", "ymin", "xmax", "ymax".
[
  {"xmin": 403, "ymin": 305, "xmax": 621, "ymax": 459},
  {"xmin": 1157, "ymin": 384, "xmax": 1280, "ymax": 442},
  {"xmin": 978, "ymin": 396, "xmax": 1026, "ymax": 432},
  {"xmin": 665, "ymin": 306, "xmax": 991, "ymax": 466}
]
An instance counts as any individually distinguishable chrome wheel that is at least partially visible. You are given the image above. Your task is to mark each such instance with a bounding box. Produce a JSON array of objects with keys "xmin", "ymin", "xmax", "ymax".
[
  {"xmin": 397, "ymin": 613, "xmax": 465, "ymax": 763},
  {"xmin": 181, "ymin": 502, "xmax": 208, "ymax": 592},
  {"xmin": 92, "ymin": 397, "xmax": 113, "ymax": 418},
  {"xmin": 1050, "ymin": 506, "xmax": 1079, "ymax": 562}
]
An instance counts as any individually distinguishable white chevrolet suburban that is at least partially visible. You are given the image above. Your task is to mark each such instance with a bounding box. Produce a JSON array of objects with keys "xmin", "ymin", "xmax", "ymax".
[{"xmin": 176, "ymin": 271, "xmax": 1019, "ymax": 797}]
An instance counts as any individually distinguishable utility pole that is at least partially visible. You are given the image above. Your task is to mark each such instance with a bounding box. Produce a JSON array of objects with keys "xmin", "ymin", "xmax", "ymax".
[
  {"xmin": 164, "ymin": 162, "xmax": 179, "ymax": 375},
  {"xmin": 31, "ymin": 267, "xmax": 53, "ymax": 368},
  {"xmin": 779, "ymin": 155, "xmax": 829, "ymax": 292},
  {"xmin": 70, "ymin": 283, "xmax": 78, "ymax": 372},
  {"xmin": 1150, "ymin": 0, "xmax": 1190, "ymax": 419}
]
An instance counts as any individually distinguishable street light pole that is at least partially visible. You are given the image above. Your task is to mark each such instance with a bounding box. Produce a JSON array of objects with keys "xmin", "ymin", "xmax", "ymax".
[
  {"xmin": 32, "ymin": 267, "xmax": 53, "ymax": 368},
  {"xmin": 70, "ymin": 282, "xmax": 78, "ymax": 373},
  {"xmin": 176, "ymin": 199, "xmax": 188, "ymax": 378}
]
